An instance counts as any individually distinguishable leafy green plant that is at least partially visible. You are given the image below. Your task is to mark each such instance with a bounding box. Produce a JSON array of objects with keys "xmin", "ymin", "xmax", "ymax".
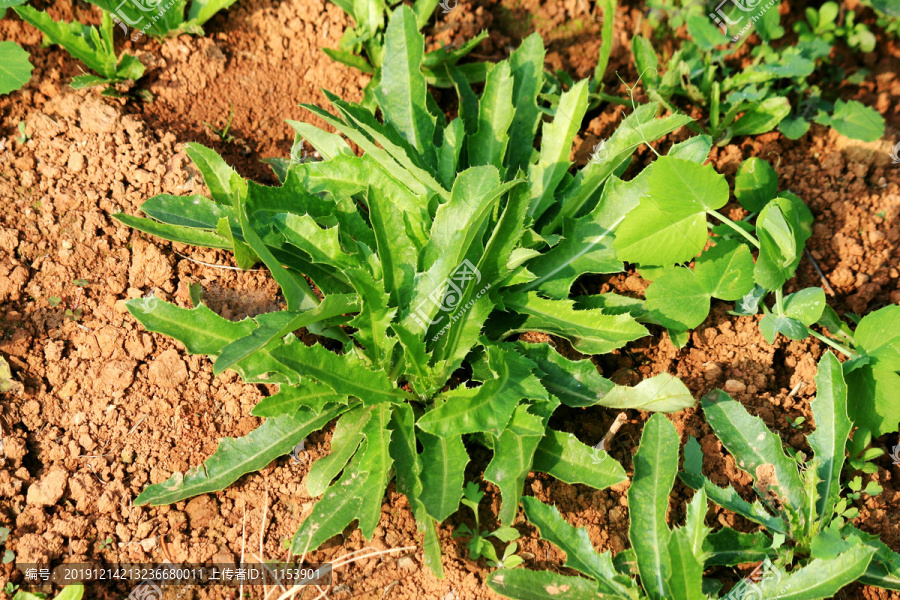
[
  {"xmin": 794, "ymin": 2, "xmax": 876, "ymax": 53},
  {"xmin": 89, "ymin": 0, "xmax": 239, "ymax": 39},
  {"xmin": 681, "ymin": 352, "xmax": 900, "ymax": 593},
  {"xmin": 633, "ymin": 17, "xmax": 885, "ymax": 143},
  {"xmin": 115, "ymin": 7, "xmax": 699, "ymax": 575},
  {"xmin": 489, "ymin": 354, "xmax": 900, "ymax": 598},
  {"xmin": 204, "ymin": 102, "xmax": 237, "ymax": 143},
  {"xmin": 0, "ymin": 41, "xmax": 33, "ymax": 95},
  {"xmin": 13, "ymin": 6, "xmax": 146, "ymax": 94},
  {"xmin": 453, "ymin": 483, "xmax": 523, "ymax": 569},
  {"xmin": 324, "ymin": 0, "xmax": 488, "ymax": 107}
]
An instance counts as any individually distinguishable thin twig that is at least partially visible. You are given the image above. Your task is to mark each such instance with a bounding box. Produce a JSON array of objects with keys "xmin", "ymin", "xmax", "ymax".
[
  {"xmin": 597, "ymin": 413, "xmax": 627, "ymax": 451},
  {"xmin": 126, "ymin": 415, "xmax": 148, "ymax": 437},
  {"xmin": 804, "ymin": 249, "xmax": 836, "ymax": 296},
  {"xmin": 787, "ymin": 381, "xmax": 806, "ymax": 398},
  {"xmin": 174, "ymin": 252, "xmax": 264, "ymax": 271}
]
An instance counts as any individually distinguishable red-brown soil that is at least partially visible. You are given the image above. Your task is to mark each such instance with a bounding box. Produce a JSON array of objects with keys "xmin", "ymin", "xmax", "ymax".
[{"xmin": 0, "ymin": 0, "xmax": 898, "ymax": 599}]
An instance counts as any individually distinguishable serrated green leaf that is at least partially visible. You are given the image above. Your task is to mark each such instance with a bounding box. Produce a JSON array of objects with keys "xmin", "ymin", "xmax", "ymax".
[
  {"xmin": 485, "ymin": 406, "xmax": 546, "ymax": 525},
  {"xmin": 728, "ymin": 97, "xmax": 791, "ymax": 138},
  {"xmin": 271, "ymin": 340, "xmax": 408, "ymax": 405},
  {"xmin": 702, "ymin": 390, "xmax": 806, "ymax": 521},
  {"xmin": 184, "ymin": 143, "xmax": 244, "ymax": 207},
  {"xmin": 846, "ymin": 364, "xmax": 900, "ymax": 439},
  {"xmin": 614, "ymin": 157, "xmax": 727, "ymax": 266},
  {"xmin": 599, "ymin": 373, "xmax": 695, "ymax": 413},
  {"xmin": 686, "ymin": 14, "xmax": 728, "ymax": 50},
  {"xmin": 533, "ymin": 429, "xmax": 627, "ymax": 490},
  {"xmin": 292, "ymin": 404, "xmax": 393, "ymax": 552},
  {"xmin": 251, "ymin": 381, "xmax": 346, "ymax": 417},
  {"xmin": 502, "ymin": 292, "xmax": 648, "ymax": 354},
  {"xmin": 667, "ymin": 529, "xmax": 704, "ymax": 600},
  {"xmin": 487, "ymin": 568, "xmax": 603, "ymax": 599},
  {"xmin": 807, "ymin": 352, "xmax": 850, "ymax": 523},
  {"xmin": 419, "ymin": 432, "xmax": 468, "ymax": 522},
  {"xmin": 141, "ymin": 194, "xmax": 231, "ymax": 229},
  {"xmin": 375, "ymin": 6, "xmax": 436, "ymax": 163},
  {"xmin": 306, "ymin": 406, "xmax": 371, "ymax": 496},
  {"xmin": 753, "ymin": 545, "xmax": 875, "ymax": 599},
  {"xmin": 702, "ymin": 529, "xmax": 774, "ymax": 566},
  {"xmin": 528, "ymin": 79, "xmax": 589, "ymax": 219},
  {"xmin": 113, "ymin": 213, "xmax": 231, "ymax": 249},
  {"xmin": 506, "ymin": 33, "xmax": 545, "ymax": 177},
  {"xmin": 734, "ymin": 157, "xmax": 778, "ymax": 212},
  {"xmin": 629, "ymin": 414, "xmax": 678, "ymax": 600},
  {"xmin": 521, "ymin": 497, "xmax": 636, "ymax": 596},
  {"xmin": 632, "ymin": 36, "xmax": 659, "ymax": 88},
  {"xmin": 418, "ymin": 345, "xmax": 546, "ymax": 437},
  {"xmin": 517, "ymin": 342, "xmax": 615, "ymax": 408},
  {"xmin": 136, "ymin": 404, "xmax": 343, "ymax": 506},
  {"xmin": 470, "ymin": 61, "xmax": 514, "ymax": 170}
]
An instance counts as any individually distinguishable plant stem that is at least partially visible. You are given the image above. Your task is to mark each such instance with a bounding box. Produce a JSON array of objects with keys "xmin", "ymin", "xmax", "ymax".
[
  {"xmin": 809, "ymin": 329, "xmax": 857, "ymax": 359},
  {"xmin": 595, "ymin": 92, "xmax": 631, "ymax": 106},
  {"xmin": 708, "ymin": 209, "xmax": 761, "ymax": 248},
  {"xmin": 775, "ymin": 288, "xmax": 785, "ymax": 315}
]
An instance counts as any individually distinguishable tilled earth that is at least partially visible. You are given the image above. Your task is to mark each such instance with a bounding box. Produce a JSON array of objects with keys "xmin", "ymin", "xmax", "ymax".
[{"xmin": 0, "ymin": 0, "xmax": 898, "ymax": 598}]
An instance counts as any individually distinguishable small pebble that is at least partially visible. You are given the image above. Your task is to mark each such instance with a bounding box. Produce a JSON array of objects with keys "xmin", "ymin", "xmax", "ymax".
[
  {"xmin": 68, "ymin": 152, "xmax": 85, "ymax": 173},
  {"xmin": 724, "ymin": 379, "xmax": 746, "ymax": 394}
]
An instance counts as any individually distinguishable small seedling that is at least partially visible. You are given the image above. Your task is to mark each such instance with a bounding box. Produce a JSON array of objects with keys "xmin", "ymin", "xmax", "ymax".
[
  {"xmin": 787, "ymin": 415, "xmax": 806, "ymax": 429},
  {"xmin": 453, "ymin": 483, "xmax": 523, "ymax": 569},
  {"xmin": 98, "ymin": 537, "xmax": 113, "ymax": 550},
  {"xmin": 204, "ymin": 103, "xmax": 236, "ymax": 143},
  {"xmin": 4, "ymin": 582, "xmax": 18, "ymax": 595},
  {"xmin": 16, "ymin": 121, "xmax": 29, "ymax": 144}
]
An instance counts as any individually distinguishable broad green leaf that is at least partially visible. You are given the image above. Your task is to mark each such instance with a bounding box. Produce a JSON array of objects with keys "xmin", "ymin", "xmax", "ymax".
[
  {"xmin": 686, "ymin": 14, "xmax": 728, "ymax": 50},
  {"xmin": 528, "ymin": 80, "xmax": 589, "ymax": 219},
  {"xmin": 553, "ymin": 105, "xmax": 692, "ymax": 227},
  {"xmin": 517, "ymin": 342, "xmax": 615, "ymax": 408},
  {"xmin": 599, "ymin": 373, "xmax": 695, "ymax": 413},
  {"xmin": 292, "ymin": 404, "xmax": 393, "ymax": 552},
  {"xmin": 419, "ymin": 432, "xmax": 468, "ymax": 522},
  {"xmin": 846, "ymin": 364, "xmax": 900, "ymax": 439},
  {"xmin": 872, "ymin": 0, "xmax": 900, "ymax": 16},
  {"xmin": 214, "ymin": 295, "xmax": 359, "ymax": 375},
  {"xmin": 854, "ymin": 305, "xmax": 900, "ymax": 371},
  {"xmin": 629, "ymin": 414, "xmax": 678, "ymax": 600},
  {"xmin": 783, "ymin": 287, "xmax": 826, "ymax": 326},
  {"xmin": 667, "ymin": 135, "xmax": 712, "ymax": 163},
  {"xmin": 694, "ymin": 240, "xmax": 755, "ymax": 300},
  {"xmin": 753, "ymin": 545, "xmax": 875, "ymax": 599},
  {"xmin": 276, "ymin": 213, "xmax": 357, "ymax": 272},
  {"xmin": 487, "ymin": 569, "xmax": 603, "ymax": 599},
  {"xmin": 703, "ymin": 528, "xmax": 773, "ymax": 566},
  {"xmin": 521, "ymin": 497, "xmax": 636, "ymax": 597},
  {"xmin": 759, "ymin": 314, "xmax": 809, "ymax": 344},
  {"xmin": 807, "ymin": 353, "xmax": 850, "ymax": 523},
  {"xmin": 702, "ymin": 390, "xmax": 807, "ymax": 519},
  {"xmin": 251, "ymin": 381, "xmax": 346, "ymax": 417},
  {"xmin": 136, "ymin": 404, "xmax": 343, "ymax": 505},
  {"xmin": 375, "ymin": 6, "xmax": 436, "ymax": 163},
  {"xmin": 0, "ymin": 41, "xmax": 32, "ymax": 95},
  {"xmin": 437, "ymin": 117, "xmax": 465, "ymax": 189},
  {"xmin": 323, "ymin": 47, "xmax": 375, "ymax": 74},
  {"xmin": 502, "ymin": 292, "xmax": 648, "ymax": 355},
  {"xmin": 271, "ymin": 339, "xmax": 409, "ymax": 405},
  {"xmin": 470, "ymin": 61, "xmax": 514, "ymax": 170},
  {"xmin": 485, "ymin": 406, "xmax": 546, "ymax": 525},
  {"xmin": 754, "ymin": 193, "xmax": 814, "ymax": 291},
  {"xmin": 418, "ymin": 346, "xmax": 546, "ymax": 437},
  {"xmin": 506, "ymin": 33, "xmax": 545, "ymax": 177},
  {"xmin": 533, "ymin": 429, "xmax": 627, "ymax": 490},
  {"xmin": 614, "ymin": 157, "xmax": 728, "ymax": 266},
  {"xmin": 735, "ymin": 157, "xmax": 779, "ymax": 212},
  {"xmin": 728, "ymin": 97, "xmax": 791, "ymax": 138},
  {"xmin": 830, "ymin": 99, "xmax": 885, "ymax": 142},
  {"xmin": 780, "ymin": 115, "xmax": 811, "ymax": 139}
]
